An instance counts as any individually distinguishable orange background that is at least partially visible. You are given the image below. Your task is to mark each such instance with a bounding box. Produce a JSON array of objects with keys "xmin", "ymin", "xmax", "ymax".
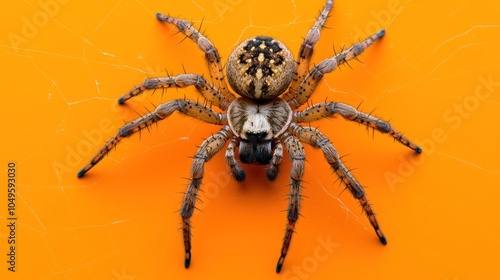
[{"xmin": 1, "ymin": 0, "xmax": 499, "ymax": 279}]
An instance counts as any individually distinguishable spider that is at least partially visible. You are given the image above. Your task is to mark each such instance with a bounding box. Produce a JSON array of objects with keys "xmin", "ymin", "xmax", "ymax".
[{"xmin": 78, "ymin": 0, "xmax": 422, "ymax": 273}]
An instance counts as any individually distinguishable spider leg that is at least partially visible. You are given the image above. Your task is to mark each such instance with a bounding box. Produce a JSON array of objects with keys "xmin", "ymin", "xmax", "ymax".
[
  {"xmin": 286, "ymin": 0, "xmax": 333, "ymax": 96},
  {"xmin": 285, "ymin": 30, "xmax": 386, "ymax": 109},
  {"xmin": 77, "ymin": 99, "xmax": 227, "ymax": 177},
  {"xmin": 276, "ymin": 133, "xmax": 304, "ymax": 273},
  {"xmin": 288, "ymin": 123, "xmax": 387, "ymax": 244},
  {"xmin": 293, "ymin": 102, "xmax": 422, "ymax": 153},
  {"xmin": 225, "ymin": 136, "xmax": 245, "ymax": 181},
  {"xmin": 118, "ymin": 74, "xmax": 231, "ymax": 110},
  {"xmin": 156, "ymin": 13, "xmax": 235, "ymax": 103},
  {"xmin": 181, "ymin": 125, "xmax": 233, "ymax": 268},
  {"xmin": 266, "ymin": 139, "xmax": 283, "ymax": 181}
]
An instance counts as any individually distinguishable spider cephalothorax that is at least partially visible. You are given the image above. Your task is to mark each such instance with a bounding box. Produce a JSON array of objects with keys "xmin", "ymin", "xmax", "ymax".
[
  {"xmin": 227, "ymin": 97, "xmax": 292, "ymax": 167},
  {"xmin": 78, "ymin": 0, "xmax": 422, "ymax": 273}
]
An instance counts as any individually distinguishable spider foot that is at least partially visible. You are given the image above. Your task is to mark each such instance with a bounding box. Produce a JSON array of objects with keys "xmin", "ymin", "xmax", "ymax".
[
  {"xmin": 276, "ymin": 255, "xmax": 285, "ymax": 273},
  {"xmin": 77, "ymin": 166, "xmax": 89, "ymax": 178},
  {"xmin": 232, "ymin": 168, "xmax": 246, "ymax": 182},
  {"xmin": 156, "ymin": 12, "xmax": 169, "ymax": 22},
  {"xmin": 117, "ymin": 84, "xmax": 146, "ymax": 104},
  {"xmin": 77, "ymin": 163, "xmax": 95, "ymax": 178},
  {"xmin": 117, "ymin": 88, "xmax": 139, "ymax": 104},
  {"xmin": 380, "ymin": 236, "xmax": 388, "ymax": 245},
  {"xmin": 377, "ymin": 230, "xmax": 388, "ymax": 245},
  {"xmin": 184, "ymin": 250, "xmax": 191, "ymax": 268},
  {"xmin": 403, "ymin": 140, "xmax": 422, "ymax": 154},
  {"xmin": 377, "ymin": 29, "xmax": 386, "ymax": 38},
  {"xmin": 117, "ymin": 96, "xmax": 126, "ymax": 104},
  {"xmin": 266, "ymin": 166, "xmax": 279, "ymax": 181}
]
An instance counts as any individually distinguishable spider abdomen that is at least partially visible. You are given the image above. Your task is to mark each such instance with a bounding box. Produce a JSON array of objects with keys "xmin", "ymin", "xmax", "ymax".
[{"xmin": 226, "ymin": 36, "xmax": 295, "ymax": 100}]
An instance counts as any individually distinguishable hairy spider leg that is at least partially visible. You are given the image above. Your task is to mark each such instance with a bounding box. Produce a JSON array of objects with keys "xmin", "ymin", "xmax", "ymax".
[
  {"xmin": 266, "ymin": 139, "xmax": 284, "ymax": 181},
  {"xmin": 276, "ymin": 133, "xmax": 305, "ymax": 273},
  {"xmin": 118, "ymin": 74, "xmax": 230, "ymax": 110},
  {"xmin": 288, "ymin": 0, "xmax": 334, "ymax": 94},
  {"xmin": 293, "ymin": 102, "xmax": 422, "ymax": 153},
  {"xmin": 77, "ymin": 99, "xmax": 226, "ymax": 177},
  {"xmin": 289, "ymin": 123, "xmax": 387, "ymax": 244},
  {"xmin": 181, "ymin": 125, "xmax": 233, "ymax": 268},
  {"xmin": 285, "ymin": 30, "xmax": 386, "ymax": 109},
  {"xmin": 156, "ymin": 13, "xmax": 235, "ymax": 103},
  {"xmin": 225, "ymin": 137, "xmax": 246, "ymax": 181}
]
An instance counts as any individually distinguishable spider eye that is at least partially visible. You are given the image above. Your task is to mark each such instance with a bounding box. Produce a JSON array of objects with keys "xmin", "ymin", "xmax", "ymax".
[
  {"xmin": 226, "ymin": 36, "xmax": 295, "ymax": 100},
  {"xmin": 246, "ymin": 131, "xmax": 268, "ymax": 142}
]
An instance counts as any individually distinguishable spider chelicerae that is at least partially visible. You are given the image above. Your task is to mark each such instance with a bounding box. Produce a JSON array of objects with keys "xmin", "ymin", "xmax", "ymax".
[{"xmin": 78, "ymin": 0, "xmax": 422, "ymax": 273}]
